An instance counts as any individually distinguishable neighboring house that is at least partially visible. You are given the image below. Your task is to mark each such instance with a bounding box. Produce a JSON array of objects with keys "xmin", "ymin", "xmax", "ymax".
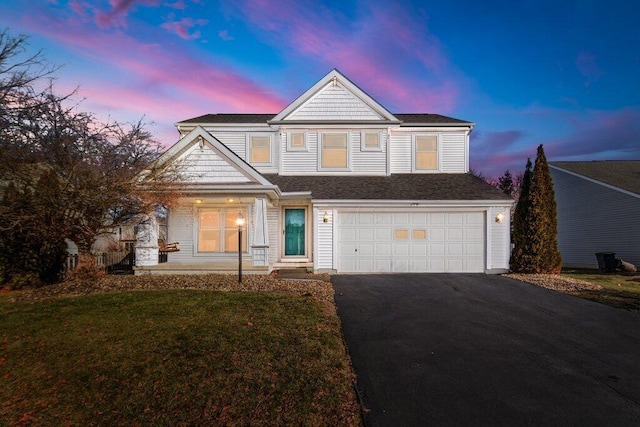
[
  {"xmin": 137, "ymin": 69, "xmax": 513, "ymax": 274},
  {"xmin": 550, "ymin": 160, "xmax": 640, "ymax": 268}
]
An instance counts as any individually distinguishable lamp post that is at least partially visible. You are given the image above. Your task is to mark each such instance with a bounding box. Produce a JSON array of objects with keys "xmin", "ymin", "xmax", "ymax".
[{"xmin": 236, "ymin": 211, "xmax": 245, "ymax": 283}]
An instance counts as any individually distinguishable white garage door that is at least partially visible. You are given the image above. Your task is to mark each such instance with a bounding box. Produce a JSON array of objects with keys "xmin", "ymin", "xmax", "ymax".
[{"xmin": 338, "ymin": 211, "xmax": 485, "ymax": 273}]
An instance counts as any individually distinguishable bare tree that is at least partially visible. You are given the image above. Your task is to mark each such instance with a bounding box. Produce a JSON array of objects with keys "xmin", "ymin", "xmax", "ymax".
[{"xmin": 0, "ymin": 29, "xmax": 180, "ymax": 285}]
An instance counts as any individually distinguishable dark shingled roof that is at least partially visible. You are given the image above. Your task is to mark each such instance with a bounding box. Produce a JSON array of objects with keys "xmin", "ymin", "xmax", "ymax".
[
  {"xmin": 551, "ymin": 161, "xmax": 640, "ymax": 196},
  {"xmin": 178, "ymin": 113, "xmax": 471, "ymax": 126},
  {"xmin": 394, "ymin": 113, "xmax": 472, "ymax": 125},
  {"xmin": 179, "ymin": 113, "xmax": 276, "ymax": 124},
  {"xmin": 263, "ymin": 173, "xmax": 512, "ymax": 201}
]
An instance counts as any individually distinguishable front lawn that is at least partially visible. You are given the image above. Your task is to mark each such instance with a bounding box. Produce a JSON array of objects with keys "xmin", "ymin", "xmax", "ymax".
[
  {"xmin": 562, "ymin": 269, "xmax": 640, "ymax": 312},
  {"xmin": 0, "ymin": 288, "xmax": 361, "ymax": 425}
]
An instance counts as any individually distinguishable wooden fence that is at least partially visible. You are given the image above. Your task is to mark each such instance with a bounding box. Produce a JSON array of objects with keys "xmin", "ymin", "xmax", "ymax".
[{"xmin": 65, "ymin": 250, "xmax": 168, "ymax": 274}]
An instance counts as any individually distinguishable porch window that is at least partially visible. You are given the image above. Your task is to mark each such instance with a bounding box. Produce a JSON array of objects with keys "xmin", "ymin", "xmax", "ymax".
[
  {"xmin": 198, "ymin": 208, "xmax": 247, "ymax": 253},
  {"xmin": 321, "ymin": 133, "xmax": 348, "ymax": 169},
  {"xmin": 288, "ymin": 132, "xmax": 307, "ymax": 151},
  {"xmin": 414, "ymin": 135, "xmax": 438, "ymax": 171},
  {"xmin": 250, "ymin": 136, "xmax": 271, "ymax": 164}
]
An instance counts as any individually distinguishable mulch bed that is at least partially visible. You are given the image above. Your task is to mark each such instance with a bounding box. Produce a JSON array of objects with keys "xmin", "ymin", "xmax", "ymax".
[
  {"xmin": 5, "ymin": 273, "xmax": 334, "ymax": 303},
  {"xmin": 504, "ymin": 273, "xmax": 603, "ymax": 292}
]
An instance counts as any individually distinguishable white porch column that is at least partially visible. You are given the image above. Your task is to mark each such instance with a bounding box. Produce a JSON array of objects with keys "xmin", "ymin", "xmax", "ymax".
[
  {"xmin": 135, "ymin": 214, "xmax": 159, "ymax": 266},
  {"xmin": 250, "ymin": 197, "xmax": 269, "ymax": 266}
]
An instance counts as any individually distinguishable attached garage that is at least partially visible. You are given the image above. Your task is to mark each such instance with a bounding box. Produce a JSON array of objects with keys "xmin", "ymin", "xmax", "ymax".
[{"xmin": 337, "ymin": 211, "xmax": 485, "ymax": 273}]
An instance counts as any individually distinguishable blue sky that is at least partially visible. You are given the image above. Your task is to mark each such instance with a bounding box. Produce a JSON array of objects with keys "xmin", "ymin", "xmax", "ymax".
[{"xmin": 1, "ymin": 0, "xmax": 639, "ymax": 177}]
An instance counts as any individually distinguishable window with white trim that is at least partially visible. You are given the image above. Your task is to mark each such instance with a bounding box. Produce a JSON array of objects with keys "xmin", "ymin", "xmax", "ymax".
[
  {"xmin": 320, "ymin": 132, "xmax": 349, "ymax": 169},
  {"xmin": 197, "ymin": 208, "xmax": 247, "ymax": 253},
  {"xmin": 288, "ymin": 132, "xmax": 307, "ymax": 151},
  {"xmin": 414, "ymin": 135, "xmax": 438, "ymax": 171},
  {"xmin": 361, "ymin": 131, "xmax": 381, "ymax": 151},
  {"xmin": 249, "ymin": 135, "xmax": 271, "ymax": 164}
]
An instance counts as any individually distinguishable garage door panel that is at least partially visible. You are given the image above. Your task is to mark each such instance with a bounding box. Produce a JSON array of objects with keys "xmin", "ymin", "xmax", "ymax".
[
  {"xmin": 358, "ymin": 228, "xmax": 375, "ymax": 241},
  {"xmin": 430, "ymin": 228, "xmax": 445, "ymax": 241},
  {"xmin": 429, "ymin": 243, "xmax": 446, "ymax": 256},
  {"xmin": 393, "ymin": 243, "xmax": 410, "ymax": 256},
  {"xmin": 448, "ymin": 228, "xmax": 464, "ymax": 241},
  {"xmin": 375, "ymin": 228, "xmax": 392, "ymax": 240},
  {"xmin": 338, "ymin": 211, "xmax": 485, "ymax": 273},
  {"xmin": 447, "ymin": 243, "xmax": 464, "ymax": 256},
  {"xmin": 359, "ymin": 243, "xmax": 375, "ymax": 256},
  {"xmin": 411, "ymin": 244, "xmax": 427, "ymax": 256}
]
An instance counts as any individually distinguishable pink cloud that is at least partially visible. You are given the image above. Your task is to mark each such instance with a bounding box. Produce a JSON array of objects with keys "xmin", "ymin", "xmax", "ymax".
[
  {"xmin": 229, "ymin": 0, "xmax": 460, "ymax": 112},
  {"xmin": 19, "ymin": 8, "xmax": 287, "ymax": 144},
  {"xmin": 218, "ymin": 29, "xmax": 234, "ymax": 41},
  {"xmin": 94, "ymin": 0, "xmax": 160, "ymax": 28},
  {"xmin": 161, "ymin": 16, "xmax": 208, "ymax": 39}
]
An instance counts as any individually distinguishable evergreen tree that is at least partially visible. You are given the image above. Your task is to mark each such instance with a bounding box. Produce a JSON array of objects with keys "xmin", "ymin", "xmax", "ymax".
[
  {"xmin": 510, "ymin": 145, "xmax": 562, "ymax": 273},
  {"xmin": 510, "ymin": 159, "xmax": 533, "ymax": 271},
  {"xmin": 497, "ymin": 170, "xmax": 516, "ymax": 198}
]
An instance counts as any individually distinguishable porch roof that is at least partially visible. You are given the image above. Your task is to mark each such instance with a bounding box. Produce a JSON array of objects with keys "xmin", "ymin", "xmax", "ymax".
[{"xmin": 263, "ymin": 173, "xmax": 513, "ymax": 201}]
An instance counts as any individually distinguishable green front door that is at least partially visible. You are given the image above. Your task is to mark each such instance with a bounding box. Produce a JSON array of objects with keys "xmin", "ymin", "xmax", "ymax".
[{"xmin": 284, "ymin": 208, "xmax": 306, "ymax": 256}]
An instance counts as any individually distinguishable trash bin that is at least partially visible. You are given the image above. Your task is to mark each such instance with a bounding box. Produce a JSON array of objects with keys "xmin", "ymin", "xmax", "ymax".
[{"xmin": 595, "ymin": 252, "xmax": 617, "ymax": 272}]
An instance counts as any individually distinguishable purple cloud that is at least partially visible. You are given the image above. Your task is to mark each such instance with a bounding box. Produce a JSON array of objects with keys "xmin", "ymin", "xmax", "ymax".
[
  {"xmin": 228, "ymin": 0, "xmax": 461, "ymax": 113},
  {"xmin": 161, "ymin": 16, "xmax": 208, "ymax": 40},
  {"xmin": 94, "ymin": 0, "xmax": 159, "ymax": 28}
]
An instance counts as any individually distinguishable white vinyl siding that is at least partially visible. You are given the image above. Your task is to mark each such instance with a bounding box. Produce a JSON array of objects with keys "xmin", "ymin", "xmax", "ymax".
[
  {"xmin": 488, "ymin": 207, "xmax": 511, "ymax": 270},
  {"xmin": 315, "ymin": 207, "xmax": 334, "ymax": 270},
  {"xmin": 281, "ymin": 131, "xmax": 318, "ymax": 174},
  {"xmin": 281, "ymin": 130, "xmax": 387, "ymax": 175},
  {"xmin": 180, "ymin": 144, "xmax": 251, "ymax": 183},
  {"xmin": 208, "ymin": 130, "xmax": 279, "ymax": 174},
  {"xmin": 551, "ymin": 168, "xmax": 640, "ymax": 267},
  {"xmin": 440, "ymin": 133, "xmax": 467, "ymax": 173},
  {"xmin": 267, "ymin": 206, "xmax": 280, "ymax": 264},
  {"xmin": 287, "ymin": 82, "xmax": 384, "ymax": 121},
  {"xmin": 389, "ymin": 132, "xmax": 412, "ymax": 173},
  {"xmin": 391, "ymin": 131, "xmax": 468, "ymax": 173}
]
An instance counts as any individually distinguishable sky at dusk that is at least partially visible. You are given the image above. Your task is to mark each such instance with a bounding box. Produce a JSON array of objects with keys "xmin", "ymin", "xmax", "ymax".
[{"xmin": 1, "ymin": 0, "xmax": 639, "ymax": 177}]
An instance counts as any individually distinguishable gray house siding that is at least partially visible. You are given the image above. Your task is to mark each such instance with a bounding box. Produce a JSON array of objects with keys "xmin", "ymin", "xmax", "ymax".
[{"xmin": 550, "ymin": 167, "xmax": 640, "ymax": 267}]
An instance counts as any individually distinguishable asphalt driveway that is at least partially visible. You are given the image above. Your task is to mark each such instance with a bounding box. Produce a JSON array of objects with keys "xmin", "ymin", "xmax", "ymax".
[{"xmin": 332, "ymin": 274, "xmax": 640, "ymax": 426}]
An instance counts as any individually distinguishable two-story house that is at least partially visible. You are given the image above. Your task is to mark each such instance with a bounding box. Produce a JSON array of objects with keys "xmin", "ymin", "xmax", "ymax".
[{"xmin": 137, "ymin": 69, "xmax": 514, "ymax": 274}]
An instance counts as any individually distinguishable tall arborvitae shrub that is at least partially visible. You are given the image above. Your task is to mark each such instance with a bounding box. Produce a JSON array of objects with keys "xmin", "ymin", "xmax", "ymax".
[
  {"xmin": 529, "ymin": 145, "xmax": 562, "ymax": 272},
  {"xmin": 510, "ymin": 145, "xmax": 562, "ymax": 273},
  {"xmin": 510, "ymin": 159, "xmax": 533, "ymax": 271}
]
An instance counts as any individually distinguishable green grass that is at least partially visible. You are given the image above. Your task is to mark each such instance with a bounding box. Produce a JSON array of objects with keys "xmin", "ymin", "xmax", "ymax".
[
  {"xmin": 0, "ymin": 290, "xmax": 361, "ymax": 425},
  {"xmin": 562, "ymin": 269, "xmax": 640, "ymax": 312}
]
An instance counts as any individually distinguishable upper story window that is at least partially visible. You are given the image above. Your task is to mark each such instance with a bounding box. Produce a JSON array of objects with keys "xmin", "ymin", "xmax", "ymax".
[
  {"xmin": 288, "ymin": 132, "xmax": 307, "ymax": 151},
  {"xmin": 249, "ymin": 135, "xmax": 271, "ymax": 164},
  {"xmin": 413, "ymin": 135, "xmax": 438, "ymax": 171},
  {"xmin": 320, "ymin": 132, "xmax": 349, "ymax": 170},
  {"xmin": 361, "ymin": 131, "xmax": 381, "ymax": 151},
  {"xmin": 198, "ymin": 208, "xmax": 247, "ymax": 253}
]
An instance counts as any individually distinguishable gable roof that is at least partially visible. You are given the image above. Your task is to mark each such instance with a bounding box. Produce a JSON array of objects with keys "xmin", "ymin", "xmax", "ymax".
[
  {"xmin": 150, "ymin": 126, "xmax": 273, "ymax": 186},
  {"xmin": 263, "ymin": 174, "xmax": 513, "ymax": 201},
  {"xmin": 550, "ymin": 161, "xmax": 640, "ymax": 196},
  {"xmin": 270, "ymin": 69, "xmax": 399, "ymax": 123}
]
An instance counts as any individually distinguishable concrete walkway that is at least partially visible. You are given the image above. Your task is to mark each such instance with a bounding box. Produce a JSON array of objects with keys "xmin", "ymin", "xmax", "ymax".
[{"xmin": 332, "ymin": 274, "xmax": 640, "ymax": 426}]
